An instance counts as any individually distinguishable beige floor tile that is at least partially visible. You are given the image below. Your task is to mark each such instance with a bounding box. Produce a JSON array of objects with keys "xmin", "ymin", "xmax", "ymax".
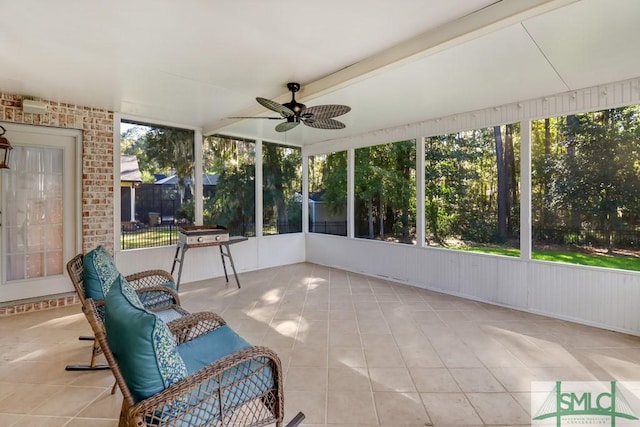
[
  {"xmin": 0, "ymin": 384, "xmax": 65, "ymax": 414},
  {"xmin": 360, "ymin": 333, "xmax": 397, "ymax": 350},
  {"xmin": 488, "ymin": 367, "xmax": 536, "ymax": 392},
  {"xmin": 0, "ymin": 360, "xmax": 77, "ymax": 386},
  {"xmin": 472, "ymin": 346, "xmax": 526, "ymax": 368},
  {"xmin": 399, "ymin": 345, "xmax": 444, "ymax": 368},
  {"xmin": 329, "ymin": 319, "xmax": 358, "ymax": 334},
  {"xmin": 75, "ymin": 388, "xmax": 122, "ymax": 419},
  {"xmin": 32, "ymin": 385, "xmax": 106, "ymax": 417},
  {"xmin": 66, "ymin": 418, "xmax": 118, "ymax": 427},
  {"xmin": 358, "ymin": 320, "xmax": 391, "ymax": 335},
  {"xmin": 68, "ymin": 370, "xmax": 115, "ymax": 388},
  {"xmin": 369, "ymin": 367, "xmax": 416, "ymax": 392},
  {"xmin": 466, "ymin": 392, "xmax": 530, "ymax": 425},
  {"xmin": 1, "ymin": 263, "xmax": 640, "ymax": 426},
  {"xmin": 393, "ymin": 331, "xmax": 431, "ymax": 348},
  {"xmin": 374, "ymin": 391, "xmax": 430, "ymax": 426},
  {"xmin": 289, "ymin": 345, "xmax": 327, "ymax": 367},
  {"xmin": 285, "ymin": 366, "xmax": 327, "ymax": 391},
  {"xmin": 0, "ymin": 413, "xmax": 24, "ymax": 426},
  {"xmin": 327, "ymin": 391, "xmax": 378, "ymax": 425},
  {"xmin": 449, "ymin": 368, "xmax": 506, "ymax": 392},
  {"xmin": 364, "ymin": 347, "xmax": 405, "ymax": 367},
  {"xmin": 328, "ymin": 346, "xmax": 367, "ymax": 368},
  {"xmin": 409, "ymin": 367, "xmax": 461, "ymax": 392},
  {"xmin": 329, "ymin": 367, "xmax": 371, "ymax": 391},
  {"xmin": 328, "ymin": 331, "xmax": 361, "ymax": 347},
  {"xmin": 3, "ymin": 415, "xmax": 71, "ymax": 426},
  {"xmin": 433, "ymin": 348, "xmax": 484, "ymax": 368},
  {"xmin": 328, "ymin": 310, "xmax": 357, "ymax": 321},
  {"xmin": 283, "ymin": 391, "xmax": 326, "ymax": 425},
  {"xmin": 420, "ymin": 392, "xmax": 483, "ymax": 425}
]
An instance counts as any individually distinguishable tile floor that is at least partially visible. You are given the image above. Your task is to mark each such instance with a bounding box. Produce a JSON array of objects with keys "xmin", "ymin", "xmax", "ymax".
[{"xmin": 1, "ymin": 262, "xmax": 640, "ymax": 426}]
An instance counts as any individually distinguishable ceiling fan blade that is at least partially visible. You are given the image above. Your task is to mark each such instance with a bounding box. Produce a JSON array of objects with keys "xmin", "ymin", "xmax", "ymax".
[
  {"xmin": 256, "ymin": 97, "xmax": 295, "ymax": 118},
  {"xmin": 302, "ymin": 104, "xmax": 351, "ymax": 119},
  {"xmin": 302, "ymin": 118, "xmax": 346, "ymax": 130},
  {"xmin": 228, "ymin": 116, "xmax": 282, "ymax": 120},
  {"xmin": 275, "ymin": 121, "xmax": 300, "ymax": 132}
]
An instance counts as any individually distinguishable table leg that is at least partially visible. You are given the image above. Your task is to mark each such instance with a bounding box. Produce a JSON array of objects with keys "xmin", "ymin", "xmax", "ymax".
[
  {"xmin": 220, "ymin": 243, "xmax": 241, "ymax": 288},
  {"xmin": 219, "ymin": 245, "xmax": 229, "ymax": 283}
]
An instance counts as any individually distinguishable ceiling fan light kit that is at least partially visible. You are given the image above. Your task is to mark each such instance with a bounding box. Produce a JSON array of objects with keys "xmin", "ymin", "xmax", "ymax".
[{"xmin": 232, "ymin": 82, "xmax": 351, "ymax": 132}]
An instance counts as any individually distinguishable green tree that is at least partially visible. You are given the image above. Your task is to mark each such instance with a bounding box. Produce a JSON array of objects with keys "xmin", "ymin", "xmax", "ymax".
[
  {"xmin": 552, "ymin": 107, "xmax": 640, "ymax": 252},
  {"xmin": 144, "ymin": 127, "xmax": 194, "ymax": 204},
  {"xmin": 354, "ymin": 140, "xmax": 415, "ymax": 242},
  {"xmin": 263, "ymin": 142, "xmax": 302, "ymax": 234},
  {"xmin": 201, "ymin": 135, "xmax": 255, "ymax": 236},
  {"xmin": 319, "ymin": 151, "xmax": 347, "ymax": 215}
]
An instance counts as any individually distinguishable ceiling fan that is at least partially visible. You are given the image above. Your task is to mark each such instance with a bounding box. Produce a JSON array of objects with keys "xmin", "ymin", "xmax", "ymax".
[{"xmin": 231, "ymin": 82, "xmax": 351, "ymax": 132}]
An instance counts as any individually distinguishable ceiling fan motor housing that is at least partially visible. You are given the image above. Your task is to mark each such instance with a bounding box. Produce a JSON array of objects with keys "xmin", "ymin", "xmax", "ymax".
[
  {"xmin": 284, "ymin": 82, "xmax": 305, "ymax": 114},
  {"xmin": 243, "ymin": 82, "xmax": 350, "ymax": 132}
]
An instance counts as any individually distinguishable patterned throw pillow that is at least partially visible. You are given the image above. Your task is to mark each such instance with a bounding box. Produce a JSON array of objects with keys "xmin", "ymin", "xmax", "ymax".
[
  {"xmin": 83, "ymin": 246, "xmax": 120, "ymax": 300},
  {"xmin": 105, "ymin": 276, "xmax": 187, "ymax": 402}
]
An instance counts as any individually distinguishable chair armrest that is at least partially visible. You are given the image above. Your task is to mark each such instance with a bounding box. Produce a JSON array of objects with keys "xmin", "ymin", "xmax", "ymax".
[
  {"xmin": 135, "ymin": 285, "xmax": 181, "ymax": 309},
  {"xmin": 167, "ymin": 312, "xmax": 227, "ymax": 345},
  {"xmin": 83, "ymin": 298, "xmax": 106, "ymax": 323},
  {"xmin": 125, "ymin": 269, "xmax": 176, "ymax": 291},
  {"xmin": 127, "ymin": 346, "xmax": 283, "ymax": 427}
]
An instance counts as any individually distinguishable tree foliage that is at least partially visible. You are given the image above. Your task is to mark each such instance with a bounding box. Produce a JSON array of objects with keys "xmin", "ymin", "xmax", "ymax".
[
  {"xmin": 354, "ymin": 140, "xmax": 416, "ymax": 242},
  {"xmin": 121, "ymin": 123, "xmax": 194, "ymax": 200},
  {"xmin": 200, "ymin": 135, "xmax": 255, "ymax": 235},
  {"xmin": 424, "ymin": 125, "xmax": 520, "ymax": 245},
  {"xmin": 532, "ymin": 106, "xmax": 640, "ymax": 252},
  {"xmin": 262, "ymin": 142, "xmax": 302, "ymax": 234}
]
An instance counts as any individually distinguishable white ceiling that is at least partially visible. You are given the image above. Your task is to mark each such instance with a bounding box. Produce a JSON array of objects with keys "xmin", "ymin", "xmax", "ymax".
[{"xmin": 2, "ymin": 0, "xmax": 640, "ymax": 145}]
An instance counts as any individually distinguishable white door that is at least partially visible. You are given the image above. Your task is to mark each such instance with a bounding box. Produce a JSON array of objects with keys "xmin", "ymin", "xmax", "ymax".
[{"xmin": 0, "ymin": 123, "xmax": 80, "ymax": 302}]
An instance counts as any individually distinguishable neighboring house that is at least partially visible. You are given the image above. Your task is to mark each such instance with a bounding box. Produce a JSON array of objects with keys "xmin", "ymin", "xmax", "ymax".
[
  {"xmin": 133, "ymin": 174, "xmax": 219, "ymax": 224},
  {"xmin": 309, "ymin": 191, "xmax": 347, "ymax": 235},
  {"xmin": 120, "ymin": 155, "xmax": 142, "ymax": 222},
  {"xmin": 154, "ymin": 173, "xmax": 219, "ymax": 201}
]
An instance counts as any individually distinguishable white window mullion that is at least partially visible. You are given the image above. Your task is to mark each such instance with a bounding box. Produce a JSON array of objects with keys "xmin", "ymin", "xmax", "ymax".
[
  {"xmin": 416, "ymin": 137, "xmax": 426, "ymax": 247},
  {"xmin": 347, "ymin": 148, "xmax": 355, "ymax": 239},
  {"xmin": 302, "ymin": 155, "xmax": 309, "ymax": 234},
  {"xmin": 520, "ymin": 120, "xmax": 532, "ymax": 260},
  {"xmin": 255, "ymin": 139, "xmax": 263, "ymax": 237},
  {"xmin": 193, "ymin": 129, "xmax": 203, "ymax": 225}
]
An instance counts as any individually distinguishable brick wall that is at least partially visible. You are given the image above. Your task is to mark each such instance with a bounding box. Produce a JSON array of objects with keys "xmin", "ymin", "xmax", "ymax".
[{"xmin": 0, "ymin": 93, "xmax": 114, "ymax": 253}]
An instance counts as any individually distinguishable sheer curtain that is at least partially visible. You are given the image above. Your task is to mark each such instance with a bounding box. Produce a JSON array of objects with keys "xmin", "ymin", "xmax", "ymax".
[{"xmin": 3, "ymin": 145, "xmax": 64, "ymax": 282}]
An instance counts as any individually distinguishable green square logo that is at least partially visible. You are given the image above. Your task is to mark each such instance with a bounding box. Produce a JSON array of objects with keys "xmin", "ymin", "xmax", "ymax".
[{"xmin": 532, "ymin": 381, "xmax": 640, "ymax": 426}]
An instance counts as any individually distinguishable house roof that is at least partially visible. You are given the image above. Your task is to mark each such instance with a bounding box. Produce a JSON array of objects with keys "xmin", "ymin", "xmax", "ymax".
[
  {"xmin": 4, "ymin": 1, "xmax": 640, "ymax": 146},
  {"xmin": 155, "ymin": 174, "xmax": 219, "ymax": 186},
  {"xmin": 120, "ymin": 155, "xmax": 142, "ymax": 182}
]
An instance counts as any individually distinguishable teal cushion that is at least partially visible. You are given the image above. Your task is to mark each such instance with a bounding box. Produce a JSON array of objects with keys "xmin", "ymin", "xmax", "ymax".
[
  {"xmin": 83, "ymin": 246, "xmax": 120, "ymax": 300},
  {"xmin": 160, "ymin": 280, "xmax": 177, "ymax": 290},
  {"xmin": 177, "ymin": 325, "xmax": 251, "ymax": 375},
  {"xmin": 105, "ymin": 276, "xmax": 187, "ymax": 402},
  {"xmin": 156, "ymin": 308, "xmax": 185, "ymax": 323}
]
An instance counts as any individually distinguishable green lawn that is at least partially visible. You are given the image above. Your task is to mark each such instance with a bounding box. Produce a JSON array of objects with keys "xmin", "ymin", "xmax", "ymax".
[
  {"xmin": 121, "ymin": 228, "xmax": 179, "ymax": 250},
  {"xmin": 457, "ymin": 245, "xmax": 640, "ymax": 272}
]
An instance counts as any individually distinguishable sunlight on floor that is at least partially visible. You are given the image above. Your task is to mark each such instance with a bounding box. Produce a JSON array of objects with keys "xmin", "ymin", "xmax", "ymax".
[{"xmin": 1, "ymin": 262, "xmax": 640, "ymax": 426}]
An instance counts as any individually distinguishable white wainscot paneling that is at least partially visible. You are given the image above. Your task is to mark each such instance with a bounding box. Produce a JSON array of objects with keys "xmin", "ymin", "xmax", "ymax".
[
  {"xmin": 527, "ymin": 261, "xmax": 640, "ymax": 333},
  {"xmin": 115, "ymin": 234, "xmax": 305, "ymax": 284},
  {"xmin": 306, "ymin": 233, "xmax": 640, "ymax": 335},
  {"xmin": 305, "ymin": 233, "xmax": 419, "ymax": 283}
]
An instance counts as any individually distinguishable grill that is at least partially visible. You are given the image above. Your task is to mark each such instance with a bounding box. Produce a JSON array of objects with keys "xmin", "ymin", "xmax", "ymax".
[
  {"xmin": 172, "ymin": 225, "xmax": 245, "ymax": 291},
  {"xmin": 178, "ymin": 225, "xmax": 230, "ymax": 248}
]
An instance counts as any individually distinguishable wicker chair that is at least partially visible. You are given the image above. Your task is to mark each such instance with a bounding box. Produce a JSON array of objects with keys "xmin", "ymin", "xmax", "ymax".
[
  {"xmin": 66, "ymin": 252, "xmax": 190, "ymax": 371},
  {"xmin": 84, "ymin": 297, "xmax": 287, "ymax": 427}
]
